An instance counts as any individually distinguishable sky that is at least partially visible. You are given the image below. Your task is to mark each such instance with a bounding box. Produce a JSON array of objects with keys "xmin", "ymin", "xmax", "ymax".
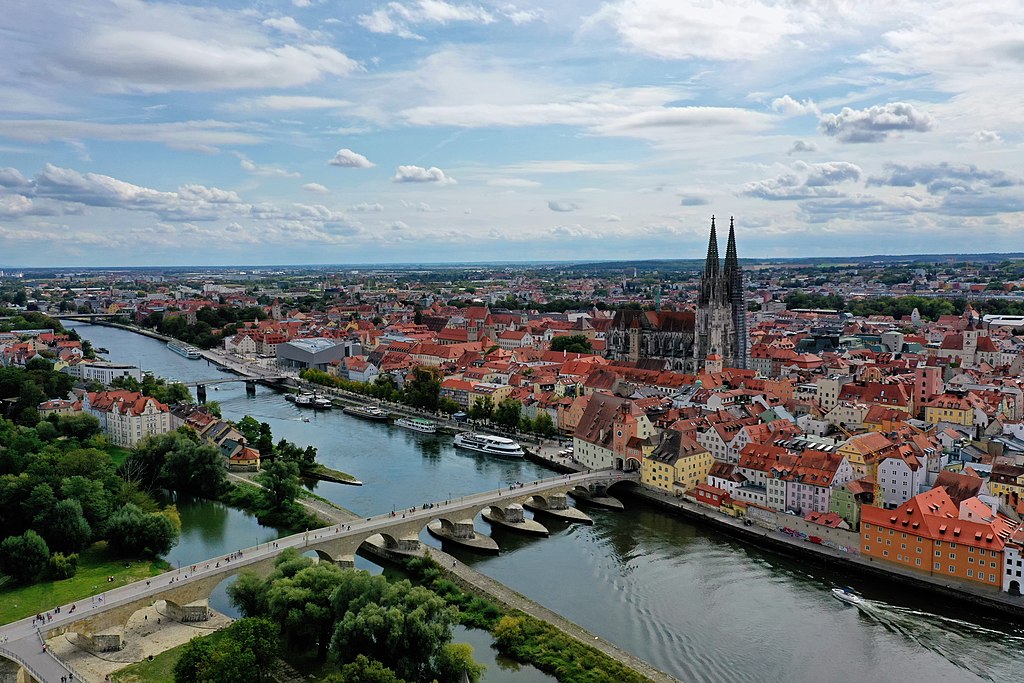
[{"xmin": 0, "ymin": 0, "xmax": 1022, "ymax": 267}]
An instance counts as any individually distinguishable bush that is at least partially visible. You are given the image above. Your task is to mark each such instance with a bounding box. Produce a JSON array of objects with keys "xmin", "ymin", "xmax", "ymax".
[
  {"xmin": 48, "ymin": 552, "xmax": 79, "ymax": 579},
  {"xmin": 0, "ymin": 530, "xmax": 50, "ymax": 584}
]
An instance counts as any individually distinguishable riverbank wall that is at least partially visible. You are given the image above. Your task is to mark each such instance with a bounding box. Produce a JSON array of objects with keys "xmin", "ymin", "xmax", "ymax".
[
  {"xmin": 523, "ymin": 446, "xmax": 1024, "ymax": 619},
  {"xmin": 630, "ymin": 486, "xmax": 1024, "ymax": 619}
]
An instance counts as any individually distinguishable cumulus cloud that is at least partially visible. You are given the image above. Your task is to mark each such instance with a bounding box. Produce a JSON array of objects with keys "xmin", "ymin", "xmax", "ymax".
[
  {"xmin": 20, "ymin": 163, "xmax": 242, "ymax": 221},
  {"xmin": 303, "ymin": 182, "xmax": 329, "ymax": 194},
  {"xmin": 350, "ymin": 202, "xmax": 384, "ymax": 212},
  {"xmin": 742, "ymin": 161, "xmax": 863, "ymax": 200},
  {"xmin": 968, "ymin": 130, "xmax": 1002, "ymax": 145},
  {"xmin": 818, "ymin": 102, "xmax": 935, "ymax": 143},
  {"xmin": 358, "ymin": 1, "xmax": 497, "ymax": 40},
  {"xmin": 231, "ymin": 96, "xmax": 350, "ymax": 112},
  {"xmin": 328, "ymin": 148, "xmax": 375, "ymax": 168},
  {"xmin": 401, "ymin": 200, "xmax": 446, "ymax": 212},
  {"xmin": 58, "ymin": 3, "xmax": 360, "ymax": 93},
  {"xmin": 235, "ymin": 153, "xmax": 299, "ymax": 178},
  {"xmin": 262, "ymin": 16, "xmax": 308, "ymax": 36},
  {"xmin": 771, "ymin": 95, "xmax": 819, "ymax": 117},
  {"xmin": 867, "ymin": 162, "xmax": 1019, "ymax": 194},
  {"xmin": 0, "ymin": 167, "xmax": 30, "ymax": 189},
  {"xmin": 788, "ymin": 140, "xmax": 818, "ymax": 155},
  {"xmin": 679, "ymin": 195, "xmax": 709, "ymax": 206},
  {"xmin": 548, "ymin": 201, "xmax": 579, "ymax": 212},
  {"xmin": 585, "ymin": 0, "xmax": 806, "ymax": 61},
  {"xmin": 392, "ymin": 165, "xmax": 456, "ymax": 184}
]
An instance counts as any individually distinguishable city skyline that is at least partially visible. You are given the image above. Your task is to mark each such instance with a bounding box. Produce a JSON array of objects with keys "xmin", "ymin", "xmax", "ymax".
[{"xmin": 1, "ymin": 1, "xmax": 1022, "ymax": 266}]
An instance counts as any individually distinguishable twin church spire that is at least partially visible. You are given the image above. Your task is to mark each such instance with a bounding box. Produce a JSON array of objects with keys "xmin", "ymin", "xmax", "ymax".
[{"xmin": 696, "ymin": 216, "xmax": 747, "ymax": 369}]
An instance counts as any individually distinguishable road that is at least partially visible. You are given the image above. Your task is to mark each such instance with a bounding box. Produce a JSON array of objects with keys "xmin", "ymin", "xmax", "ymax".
[{"xmin": 0, "ymin": 470, "xmax": 630, "ymax": 682}]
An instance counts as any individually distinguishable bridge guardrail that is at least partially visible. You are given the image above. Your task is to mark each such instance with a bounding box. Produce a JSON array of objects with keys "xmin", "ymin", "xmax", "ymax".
[{"xmin": 0, "ymin": 644, "xmax": 50, "ymax": 683}]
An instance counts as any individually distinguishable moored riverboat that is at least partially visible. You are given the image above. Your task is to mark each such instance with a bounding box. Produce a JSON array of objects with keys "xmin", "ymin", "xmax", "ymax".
[
  {"xmin": 395, "ymin": 417, "xmax": 437, "ymax": 433},
  {"xmin": 167, "ymin": 339, "xmax": 202, "ymax": 359},
  {"xmin": 453, "ymin": 432, "xmax": 524, "ymax": 458},
  {"xmin": 343, "ymin": 405, "xmax": 390, "ymax": 421}
]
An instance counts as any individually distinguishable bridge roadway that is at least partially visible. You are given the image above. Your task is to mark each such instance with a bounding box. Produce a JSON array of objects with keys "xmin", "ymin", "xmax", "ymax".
[{"xmin": 0, "ymin": 470, "xmax": 636, "ymax": 683}]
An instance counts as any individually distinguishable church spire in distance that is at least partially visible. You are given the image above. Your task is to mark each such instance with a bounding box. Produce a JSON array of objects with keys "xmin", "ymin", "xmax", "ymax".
[
  {"xmin": 703, "ymin": 215, "xmax": 720, "ymax": 278},
  {"xmin": 724, "ymin": 216, "xmax": 738, "ymax": 274}
]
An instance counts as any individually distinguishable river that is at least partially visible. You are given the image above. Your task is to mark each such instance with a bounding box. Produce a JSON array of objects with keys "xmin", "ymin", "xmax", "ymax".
[{"xmin": 69, "ymin": 322, "xmax": 1024, "ymax": 683}]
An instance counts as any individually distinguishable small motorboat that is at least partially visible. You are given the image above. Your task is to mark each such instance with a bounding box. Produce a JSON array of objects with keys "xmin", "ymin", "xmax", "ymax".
[
  {"xmin": 831, "ymin": 587, "xmax": 862, "ymax": 606},
  {"xmin": 302, "ymin": 417, "xmax": 310, "ymax": 422}
]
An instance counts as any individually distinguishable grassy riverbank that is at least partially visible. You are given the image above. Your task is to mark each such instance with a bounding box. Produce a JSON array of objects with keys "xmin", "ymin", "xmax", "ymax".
[
  {"xmin": 111, "ymin": 631, "xmax": 229, "ymax": 683},
  {"xmin": 404, "ymin": 556, "xmax": 652, "ymax": 683},
  {"xmin": 304, "ymin": 463, "xmax": 361, "ymax": 484},
  {"xmin": 0, "ymin": 543, "xmax": 168, "ymax": 625}
]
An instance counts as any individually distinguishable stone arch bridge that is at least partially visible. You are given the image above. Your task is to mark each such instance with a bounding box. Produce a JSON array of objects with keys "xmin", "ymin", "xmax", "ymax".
[{"xmin": 0, "ymin": 470, "xmax": 636, "ymax": 682}]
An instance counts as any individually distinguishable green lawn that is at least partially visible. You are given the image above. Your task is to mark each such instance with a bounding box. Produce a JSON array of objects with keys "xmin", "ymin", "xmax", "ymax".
[
  {"xmin": 111, "ymin": 630, "xmax": 228, "ymax": 683},
  {"xmin": 104, "ymin": 445, "xmax": 133, "ymax": 466},
  {"xmin": 0, "ymin": 543, "xmax": 168, "ymax": 626}
]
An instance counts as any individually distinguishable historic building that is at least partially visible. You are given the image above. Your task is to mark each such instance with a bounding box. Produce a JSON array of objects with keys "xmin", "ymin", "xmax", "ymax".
[{"xmin": 606, "ymin": 216, "xmax": 747, "ymax": 372}]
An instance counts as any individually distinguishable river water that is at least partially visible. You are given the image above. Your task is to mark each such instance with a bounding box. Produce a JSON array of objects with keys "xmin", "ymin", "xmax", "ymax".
[{"xmin": 69, "ymin": 323, "xmax": 1024, "ymax": 683}]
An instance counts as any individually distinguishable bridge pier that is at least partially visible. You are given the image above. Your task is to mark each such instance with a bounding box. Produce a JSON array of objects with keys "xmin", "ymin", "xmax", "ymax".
[
  {"xmin": 196, "ymin": 384, "xmax": 207, "ymax": 403},
  {"xmin": 245, "ymin": 380, "xmax": 256, "ymax": 396}
]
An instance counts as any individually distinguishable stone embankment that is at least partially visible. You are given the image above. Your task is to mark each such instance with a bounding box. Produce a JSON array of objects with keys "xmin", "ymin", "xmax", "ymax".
[{"xmin": 526, "ymin": 443, "xmax": 1024, "ymax": 618}]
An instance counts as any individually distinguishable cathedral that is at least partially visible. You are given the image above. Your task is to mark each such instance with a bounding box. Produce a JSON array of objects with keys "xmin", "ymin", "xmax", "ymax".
[{"xmin": 606, "ymin": 216, "xmax": 747, "ymax": 372}]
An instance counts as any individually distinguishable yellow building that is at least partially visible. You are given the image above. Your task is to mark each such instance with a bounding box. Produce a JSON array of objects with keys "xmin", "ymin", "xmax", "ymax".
[
  {"xmin": 642, "ymin": 430, "xmax": 714, "ymax": 495},
  {"xmin": 838, "ymin": 432, "xmax": 896, "ymax": 479},
  {"xmin": 989, "ymin": 462, "xmax": 1024, "ymax": 502},
  {"xmin": 924, "ymin": 394, "xmax": 975, "ymax": 427}
]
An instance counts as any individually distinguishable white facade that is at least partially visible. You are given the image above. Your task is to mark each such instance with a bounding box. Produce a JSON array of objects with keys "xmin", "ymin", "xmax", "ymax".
[
  {"xmin": 1004, "ymin": 545, "xmax": 1024, "ymax": 593},
  {"xmin": 878, "ymin": 455, "xmax": 928, "ymax": 508},
  {"xmin": 572, "ymin": 436, "xmax": 615, "ymax": 470},
  {"xmin": 78, "ymin": 362, "xmax": 144, "ymax": 386}
]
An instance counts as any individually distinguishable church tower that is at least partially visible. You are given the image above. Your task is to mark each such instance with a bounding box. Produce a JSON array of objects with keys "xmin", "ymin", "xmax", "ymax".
[
  {"xmin": 693, "ymin": 216, "xmax": 746, "ymax": 371},
  {"xmin": 723, "ymin": 217, "xmax": 748, "ymax": 369},
  {"xmin": 693, "ymin": 216, "xmax": 734, "ymax": 370}
]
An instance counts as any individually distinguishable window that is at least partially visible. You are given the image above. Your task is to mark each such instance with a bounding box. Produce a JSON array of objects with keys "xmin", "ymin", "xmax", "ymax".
[
  {"xmin": 916, "ymin": 559, "xmax": 921, "ymax": 566},
  {"xmin": 883, "ymin": 550, "xmax": 889, "ymax": 557},
  {"xmin": 935, "ymin": 550, "xmax": 941, "ymax": 557},
  {"xmin": 901, "ymin": 543, "xmax": 907, "ymax": 550},
  {"xmin": 949, "ymin": 565, "xmax": 955, "ymax": 573},
  {"xmin": 865, "ymin": 545, "xmax": 871, "ymax": 552},
  {"xmin": 917, "ymin": 547, "xmax": 922, "ymax": 554},
  {"xmin": 949, "ymin": 553, "xmax": 956, "ymax": 560},
  {"xmin": 934, "ymin": 562, "xmax": 941, "ymax": 570},
  {"xmin": 967, "ymin": 569, "xmax": 974, "ymax": 577}
]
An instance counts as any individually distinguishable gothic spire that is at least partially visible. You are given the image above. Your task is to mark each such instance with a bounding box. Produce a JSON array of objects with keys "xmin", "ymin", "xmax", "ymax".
[
  {"xmin": 703, "ymin": 215, "xmax": 719, "ymax": 278},
  {"xmin": 724, "ymin": 216, "xmax": 738, "ymax": 274}
]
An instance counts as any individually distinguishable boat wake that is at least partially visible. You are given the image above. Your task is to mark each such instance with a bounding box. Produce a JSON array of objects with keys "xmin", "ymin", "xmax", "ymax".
[{"xmin": 855, "ymin": 600, "xmax": 1024, "ymax": 681}]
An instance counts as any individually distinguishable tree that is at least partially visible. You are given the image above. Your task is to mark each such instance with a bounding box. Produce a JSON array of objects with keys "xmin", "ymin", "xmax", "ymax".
[
  {"xmin": 61, "ymin": 475, "xmax": 112, "ymax": 534},
  {"xmin": 550, "ymin": 334, "xmax": 592, "ymax": 354},
  {"xmin": 493, "ymin": 399, "xmax": 522, "ymax": 432},
  {"xmin": 266, "ymin": 562, "xmax": 346, "ymax": 660},
  {"xmin": 235, "ymin": 415, "xmax": 261, "ymax": 444},
  {"xmin": 205, "ymin": 400, "xmax": 222, "ymax": 418},
  {"xmin": 225, "ymin": 617, "xmax": 280, "ymax": 681},
  {"xmin": 0, "ymin": 530, "xmax": 50, "ymax": 583},
  {"xmin": 227, "ymin": 571, "xmax": 269, "ymax": 618},
  {"xmin": 105, "ymin": 503, "xmax": 179, "ymax": 557},
  {"xmin": 329, "ymin": 656, "xmax": 406, "ymax": 683},
  {"xmin": 38, "ymin": 498, "xmax": 92, "ymax": 554},
  {"xmin": 161, "ymin": 438, "xmax": 227, "ymax": 498},
  {"xmin": 435, "ymin": 642, "xmax": 485, "ymax": 683},
  {"xmin": 48, "ymin": 551, "xmax": 79, "ymax": 579},
  {"xmin": 332, "ymin": 577, "xmax": 456, "ymax": 681},
  {"xmin": 532, "ymin": 411, "xmax": 557, "ymax": 438},
  {"xmin": 468, "ymin": 395, "xmax": 494, "ymax": 422},
  {"xmin": 174, "ymin": 637, "xmax": 215, "ymax": 683},
  {"xmin": 403, "ymin": 366, "xmax": 442, "ymax": 412},
  {"xmin": 254, "ymin": 460, "xmax": 301, "ymax": 513},
  {"xmin": 438, "ymin": 398, "xmax": 461, "ymax": 415}
]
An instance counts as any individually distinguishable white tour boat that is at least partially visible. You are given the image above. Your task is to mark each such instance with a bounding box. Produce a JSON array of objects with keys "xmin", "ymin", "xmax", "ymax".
[
  {"xmin": 395, "ymin": 417, "xmax": 437, "ymax": 434},
  {"xmin": 166, "ymin": 339, "xmax": 202, "ymax": 359},
  {"xmin": 453, "ymin": 432, "xmax": 524, "ymax": 458},
  {"xmin": 294, "ymin": 392, "xmax": 315, "ymax": 407}
]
